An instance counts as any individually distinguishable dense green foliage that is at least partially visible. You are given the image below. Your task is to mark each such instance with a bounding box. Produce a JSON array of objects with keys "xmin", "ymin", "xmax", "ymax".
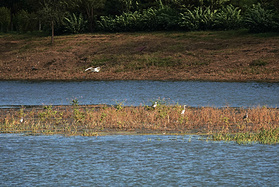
[
  {"xmin": 13, "ymin": 10, "xmax": 37, "ymax": 32},
  {"xmin": 243, "ymin": 3, "xmax": 279, "ymax": 32},
  {"xmin": 0, "ymin": 6, "xmax": 10, "ymax": 32},
  {"xmin": 0, "ymin": 0, "xmax": 278, "ymax": 34},
  {"xmin": 179, "ymin": 6, "xmax": 217, "ymax": 31},
  {"xmin": 63, "ymin": 13, "xmax": 88, "ymax": 34},
  {"xmin": 97, "ymin": 6, "xmax": 180, "ymax": 32}
]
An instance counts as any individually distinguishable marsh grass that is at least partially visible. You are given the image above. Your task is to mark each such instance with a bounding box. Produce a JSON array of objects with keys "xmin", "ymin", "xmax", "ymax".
[
  {"xmin": 1, "ymin": 103, "xmax": 278, "ymax": 142},
  {"xmin": 212, "ymin": 128, "xmax": 279, "ymax": 145}
]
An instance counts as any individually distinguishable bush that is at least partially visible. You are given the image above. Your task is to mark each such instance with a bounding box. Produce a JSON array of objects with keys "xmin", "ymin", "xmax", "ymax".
[
  {"xmin": 63, "ymin": 13, "xmax": 88, "ymax": 34},
  {"xmin": 179, "ymin": 6, "xmax": 217, "ymax": 31},
  {"xmin": 94, "ymin": 3, "xmax": 279, "ymax": 33},
  {"xmin": 14, "ymin": 10, "xmax": 38, "ymax": 32},
  {"xmin": 243, "ymin": 3, "xmax": 279, "ymax": 32},
  {"xmin": 179, "ymin": 5, "xmax": 244, "ymax": 31},
  {"xmin": 96, "ymin": 6, "xmax": 180, "ymax": 32},
  {"xmin": 156, "ymin": 6, "xmax": 180, "ymax": 30},
  {"xmin": 0, "ymin": 7, "xmax": 10, "ymax": 32},
  {"xmin": 97, "ymin": 11, "xmax": 141, "ymax": 32},
  {"xmin": 214, "ymin": 5, "xmax": 242, "ymax": 30}
]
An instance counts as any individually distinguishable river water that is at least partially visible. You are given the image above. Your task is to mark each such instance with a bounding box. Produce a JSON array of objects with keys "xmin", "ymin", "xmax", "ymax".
[
  {"xmin": 1, "ymin": 81, "xmax": 279, "ymax": 186},
  {"xmin": 0, "ymin": 134, "xmax": 278, "ymax": 186},
  {"xmin": 1, "ymin": 80, "xmax": 279, "ymax": 108}
]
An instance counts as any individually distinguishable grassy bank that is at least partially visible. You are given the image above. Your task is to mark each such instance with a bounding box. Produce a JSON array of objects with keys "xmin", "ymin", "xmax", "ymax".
[
  {"xmin": 1, "ymin": 103, "xmax": 278, "ymax": 144},
  {"xmin": 1, "ymin": 30, "xmax": 279, "ymax": 82}
]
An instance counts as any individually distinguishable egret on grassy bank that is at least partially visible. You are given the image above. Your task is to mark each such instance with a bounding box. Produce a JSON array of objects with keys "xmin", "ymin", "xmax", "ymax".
[
  {"xmin": 152, "ymin": 102, "xmax": 157, "ymax": 108},
  {"xmin": 181, "ymin": 105, "xmax": 186, "ymax": 115},
  {"xmin": 85, "ymin": 67, "xmax": 100, "ymax": 72}
]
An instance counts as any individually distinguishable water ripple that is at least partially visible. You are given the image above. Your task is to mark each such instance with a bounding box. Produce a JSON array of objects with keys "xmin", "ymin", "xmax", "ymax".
[{"xmin": 1, "ymin": 135, "xmax": 278, "ymax": 186}]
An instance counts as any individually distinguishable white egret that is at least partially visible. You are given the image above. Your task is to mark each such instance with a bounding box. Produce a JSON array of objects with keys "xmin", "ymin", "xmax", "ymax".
[
  {"xmin": 181, "ymin": 105, "xmax": 186, "ymax": 115},
  {"xmin": 85, "ymin": 67, "xmax": 100, "ymax": 72},
  {"xmin": 20, "ymin": 117, "xmax": 24, "ymax": 123},
  {"xmin": 152, "ymin": 102, "xmax": 157, "ymax": 108}
]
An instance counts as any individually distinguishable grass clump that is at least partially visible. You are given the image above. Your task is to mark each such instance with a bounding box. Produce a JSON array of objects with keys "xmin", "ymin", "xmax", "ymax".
[
  {"xmin": 212, "ymin": 128, "xmax": 279, "ymax": 145},
  {"xmin": 258, "ymin": 128, "xmax": 279, "ymax": 144},
  {"xmin": 249, "ymin": 60, "xmax": 268, "ymax": 66}
]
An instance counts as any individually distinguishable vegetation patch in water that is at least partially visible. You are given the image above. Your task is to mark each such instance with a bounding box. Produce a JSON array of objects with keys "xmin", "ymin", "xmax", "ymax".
[
  {"xmin": 1, "ymin": 100, "xmax": 279, "ymax": 142},
  {"xmin": 212, "ymin": 128, "xmax": 279, "ymax": 145}
]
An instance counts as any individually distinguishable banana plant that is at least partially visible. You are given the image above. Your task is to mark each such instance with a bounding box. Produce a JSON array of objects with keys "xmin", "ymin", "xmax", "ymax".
[{"xmin": 63, "ymin": 12, "xmax": 88, "ymax": 34}]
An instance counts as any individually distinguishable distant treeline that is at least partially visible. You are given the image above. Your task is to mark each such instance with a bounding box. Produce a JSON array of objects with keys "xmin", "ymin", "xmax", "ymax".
[{"xmin": 0, "ymin": 0, "xmax": 279, "ymax": 34}]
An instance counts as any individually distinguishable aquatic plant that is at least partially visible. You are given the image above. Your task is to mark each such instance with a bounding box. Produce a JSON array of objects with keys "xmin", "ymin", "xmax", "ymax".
[
  {"xmin": 257, "ymin": 128, "xmax": 279, "ymax": 144},
  {"xmin": 115, "ymin": 100, "xmax": 126, "ymax": 111},
  {"xmin": 71, "ymin": 98, "xmax": 79, "ymax": 106},
  {"xmin": 212, "ymin": 128, "xmax": 279, "ymax": 145}
]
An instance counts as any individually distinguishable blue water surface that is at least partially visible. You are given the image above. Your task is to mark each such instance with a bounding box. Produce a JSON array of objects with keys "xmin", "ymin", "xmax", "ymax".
[
  {"xmin": 1, "ymin": 80, "xmax": 278, "ymax": 107},
  {"xmin": 1, "ymin": 134, "xmax": 279, "ymax": 186}
]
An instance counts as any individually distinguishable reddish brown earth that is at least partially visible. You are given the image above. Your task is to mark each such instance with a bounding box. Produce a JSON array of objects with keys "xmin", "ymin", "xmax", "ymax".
[{"xmin": 1, "ymin": 31, "xmax": 279, "ymax": 82}]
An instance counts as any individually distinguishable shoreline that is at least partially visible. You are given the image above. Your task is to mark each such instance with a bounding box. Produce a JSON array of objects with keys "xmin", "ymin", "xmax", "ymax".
[
  {"xmin": 1, "ymin": 78, "xmax": 279, "ymax": 83},
  {"xmin": 1, "ymin": 104, "xmax": 278, "ymax": 109},
  {"xmin": 1, "ymin": 76, "xmax": 279, "ymax": 83}
]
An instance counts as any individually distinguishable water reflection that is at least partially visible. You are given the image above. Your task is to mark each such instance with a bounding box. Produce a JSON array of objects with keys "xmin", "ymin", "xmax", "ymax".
[
  {"xmin": 0, "ymin": 80, "xmax": 278, "ymax": 107},
  {"xmin": 0, "ymin": 134, "xmax": 278, "ymax": 186}
]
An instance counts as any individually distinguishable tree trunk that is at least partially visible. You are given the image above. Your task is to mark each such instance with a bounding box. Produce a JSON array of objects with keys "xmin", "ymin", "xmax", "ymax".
[
  {"xmin": 39, "ymin": 20, "xmax": 42, "ymax": 31},
  {"xmin": 51, "ymin": 20, "xmax": 54, "ymax": 44},
  {"xmin": 10, "ymin": 13, "xmax": 13, "ymax": 31},
  {"xmin": 90, "ymin": 7, "xmax": 94, "ymax": 32},
  {"xmin": 86, "ymin": 6, "xmax": 94, "ymax": 32}
]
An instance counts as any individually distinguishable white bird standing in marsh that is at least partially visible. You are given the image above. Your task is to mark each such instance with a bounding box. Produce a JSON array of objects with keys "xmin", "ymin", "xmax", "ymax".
[
  {"xmin": 181, "ymin": 105, "xmax": 186, "ymax": 115},
  {"xmin": 85, "ymin": 67, "xmax": 100, "ymax": 72}
]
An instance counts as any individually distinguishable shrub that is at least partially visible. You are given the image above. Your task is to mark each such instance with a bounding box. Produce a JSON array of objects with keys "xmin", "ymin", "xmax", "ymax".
[
  {"xmin": 96, "ymin": 6, "xmax": 180, "ymax": 32},
  {"xmin": 0, "ymin": 7, "xmax": 10, "ymax": 32},
  {"xmin": 243, "ymin": 3, "xmax": 279, "ymax": 32},
  {"xmin": 179, "ymin": 6, "xmax": 217, "ymax": 31},
  {"xmin": 63, "ymin": 13, "xmax": 88, "ymax": 34},
  {"xmin": 98, "ymin": 3, "xmax": 279, "ymax": 33},
  {"xmin": 214, "ymin": 5, "xmax": 242, "ymax": 30},
  {"xmin": 97, "ymin": 11, "xmax": 142, "ymax": 32},
  {"xmin": 155, "ymin": 6, "xmax": 180, "ymax": 30},
  {"xmin": 14, "ymin": 10, "xmax": 38, "ymax": 32}
]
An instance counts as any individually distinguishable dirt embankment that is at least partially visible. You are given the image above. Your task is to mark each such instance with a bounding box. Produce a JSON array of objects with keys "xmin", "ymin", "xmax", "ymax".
[{"xmin": 1, "ymin": 31, "xmax": 279, "ymax": 82}]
